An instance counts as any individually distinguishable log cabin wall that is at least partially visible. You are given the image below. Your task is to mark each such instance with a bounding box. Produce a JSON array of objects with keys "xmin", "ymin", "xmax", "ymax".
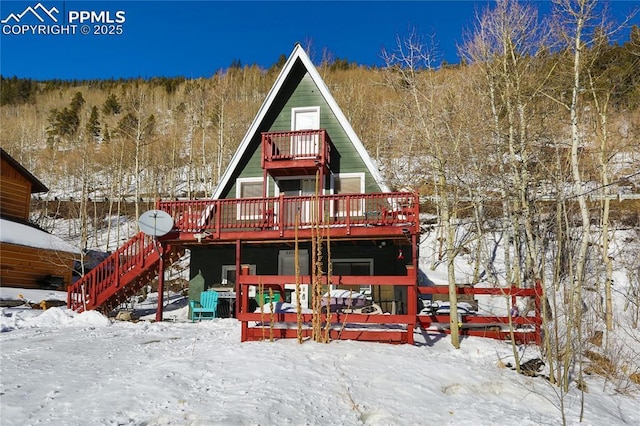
[
  {"xmin": 0, "ymin": 243, "xmax": 75, "ymax": 289},
  {"xmin": 1, "ymin": 149, "xmax": 75, "ymax": 290},
  {"xmin": 0, "ymin": 155, "xmax": 33, "ymax": 220}
]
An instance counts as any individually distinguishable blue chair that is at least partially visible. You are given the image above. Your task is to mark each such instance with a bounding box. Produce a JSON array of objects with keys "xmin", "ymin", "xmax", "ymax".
[{"xmin": 190, "ymin": 291, "xmax": 219, "ymax": 322}]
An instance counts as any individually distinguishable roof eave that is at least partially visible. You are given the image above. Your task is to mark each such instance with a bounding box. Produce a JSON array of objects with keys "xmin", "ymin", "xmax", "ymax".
[{"xmin": 0, "ymin": 148, "xmax": 49, "ymax": 193}]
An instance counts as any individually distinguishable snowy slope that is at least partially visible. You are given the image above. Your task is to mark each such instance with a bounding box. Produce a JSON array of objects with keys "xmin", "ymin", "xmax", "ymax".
[{"xmin": 1, "ymin": 304, "xmax": 638, "ymax": 426}]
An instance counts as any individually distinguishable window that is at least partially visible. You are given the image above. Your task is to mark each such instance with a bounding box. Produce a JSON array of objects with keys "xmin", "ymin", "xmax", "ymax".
[
  {"xmin": 221, "ymin": 264, "xmax": 256, "ymax": 285},
  {"xmin": 291, "ymin": 107, "xmax": 320, "ymax": 157},
  {"xmin": 235, "ymin": 177, "xmax": 264, "ymax": 220},
  {"xmin": 334, "ymin": 173, "xmax": 365, "ymax": 217},
  {"xmin": 236, "ymin": 177, "xmax": 263, "ymax": 199},
  {"xmin": 331, "ymin": 258, "xmax": 373, "ymax": 295}
]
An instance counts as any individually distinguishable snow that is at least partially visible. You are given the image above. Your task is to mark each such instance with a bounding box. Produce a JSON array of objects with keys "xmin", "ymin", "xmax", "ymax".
[
  {"xmin": 0, "ymin": 287, "xmax": 67, "ymax": 303},
  {"xmin": 0, "ymin": 218, "xmax": 79, "ymax": 254},
  {"xmin": 0, "ymin": 300, "xmax": 638, "ymax": 425},
  {"xmin": 1, "ymin": 214, "xmax": 638, "ymax": 424}
]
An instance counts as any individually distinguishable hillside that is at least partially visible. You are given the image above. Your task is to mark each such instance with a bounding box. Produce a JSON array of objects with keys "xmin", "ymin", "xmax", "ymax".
[
  {"xmin": 1, "ymin": 3, "xmax": 640, "ymax": 420},
  {"xmin": 1, "ymin": 34, "xmax": 639, "ymax": 203}
]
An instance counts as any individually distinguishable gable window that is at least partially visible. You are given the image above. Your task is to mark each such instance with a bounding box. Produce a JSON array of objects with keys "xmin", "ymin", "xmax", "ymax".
[
  {"xmin": 334, "ymin": 173, "xmax": 365, "ymax": 217},
  {"xmin": 291, "ymin": 106, "xmax": 320, "ymax": 157},
  {"xmin": 235, "ymin": 177, "xmax": 264, "ymax": 220}
]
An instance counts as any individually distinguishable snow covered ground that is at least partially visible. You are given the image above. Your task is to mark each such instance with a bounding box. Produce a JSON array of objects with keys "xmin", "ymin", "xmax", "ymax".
[
  {"xmin": 1, "ymin": 294, "xmax": 639, "ymax": 426},
  {"xmin": 1, "ymin": 217, "xmax": 638, "ymax": 424}
]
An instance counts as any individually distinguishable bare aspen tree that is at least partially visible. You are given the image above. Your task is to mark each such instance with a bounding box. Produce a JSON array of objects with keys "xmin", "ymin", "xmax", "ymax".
[
  {"xmin": 461, "ymin": 1, "xmax": 549, "ymax": 365},
  {"xmin": 117, "ymin": 86, "xmax": 156, "ymax": 223},
  {"xmin": 462, "ymin": 0, "xmax": 548, "ymax": 289},
  {"xmin": 545, "ymin": 3, "xmax": 619, "ymax": 405},
  {"xmin": 588, "ymin": 70, "xmax": 614, "ymax": 332},
  {"xmin": 212, "ymin": 71, "xmax": 232, "ymax": 186},
  {"xmin": 383, "ymin": 30, "xmax": 463, "ymax": 348}
]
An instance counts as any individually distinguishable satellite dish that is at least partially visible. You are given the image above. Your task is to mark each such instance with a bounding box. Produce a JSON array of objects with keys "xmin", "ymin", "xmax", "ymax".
[{"xmin": 138, "ymin": 210, "xmax": 174, "ymax": 237}]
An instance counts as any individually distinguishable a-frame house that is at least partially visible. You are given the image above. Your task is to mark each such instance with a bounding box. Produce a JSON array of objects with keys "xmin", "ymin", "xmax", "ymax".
[{"xmin": 68, "ymin": 44, "xmax": 420, "ymax": 343}]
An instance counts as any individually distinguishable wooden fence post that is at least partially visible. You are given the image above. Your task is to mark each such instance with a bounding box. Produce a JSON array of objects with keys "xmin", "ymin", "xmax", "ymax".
[{"xmin": 535, "ymin": 279, "xmax": 542, "ymax": 345}]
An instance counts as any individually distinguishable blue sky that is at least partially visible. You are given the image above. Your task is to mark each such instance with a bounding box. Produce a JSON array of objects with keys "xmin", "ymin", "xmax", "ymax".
[{"xmin": 1, "ymin": 1, "xmax": 638, "ymax": 80}]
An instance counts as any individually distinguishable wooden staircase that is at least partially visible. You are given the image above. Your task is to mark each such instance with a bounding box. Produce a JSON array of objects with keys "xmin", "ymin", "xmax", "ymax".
[{"xmin": 67, "ymin": 232, "xmax": 183, "ymax": 314}]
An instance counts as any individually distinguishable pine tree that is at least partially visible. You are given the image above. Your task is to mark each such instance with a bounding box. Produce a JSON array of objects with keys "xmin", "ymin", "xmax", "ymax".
[
  {"xmin": 86, "ymin": 106, "xmax": 101, "ymax": 141},
  {"xmin": 102, "ymin": 93, "xmax": 121, "ymax": 115}
]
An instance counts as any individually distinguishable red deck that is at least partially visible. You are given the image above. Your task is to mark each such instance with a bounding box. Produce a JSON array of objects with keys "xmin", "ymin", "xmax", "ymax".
[
  {"xmin": 261, "ymin": 130, "xmax": 331, "ymax": 177},
  {"xmin": 68, "ymin": 189, "xmax": 543, "ymax": 347},
  {"xmin": 158, "ymin": 192, "xmax": 419, "ymax": 243},
  {"xmin": 235, "ymin": 269, "xmax": 542, "ymax": 346}
]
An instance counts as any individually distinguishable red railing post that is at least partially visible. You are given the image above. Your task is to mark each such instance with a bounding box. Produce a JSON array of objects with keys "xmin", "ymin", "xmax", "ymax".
[
  {"xmin": 406, "ymin": 264, "xmax": 417, "ymax": 345},
  {"xmin": 535, "ymin": 279, "xmax": 543, "ymax": 345},
  {"xmin": 155, "ymin": 242, "xmax": 165, "ymax": 322},
  {"xmin": 261, "ymin": 133, "xmax": 266, "ymax": 168},
  {"xmin": 240, "ymin": 263, "xmax": 249, "ymax": 342},
  {"xmin": 345, "ymin": 195, "xmax": 351, "ymax": 235},
  {"xmin": 91, "ymin": 276, "xmax": 97, "ymax": 308},
  {"xmin": 115, "ymin": 248, "xmax": 121, "ymax": 289},
  {"xmin": 279, "ymin": 193, "xmax": 285, "ymax": 237},
  {"xmin": 215, "ymin": 200, "xmax": 221, "ymax": 238}
]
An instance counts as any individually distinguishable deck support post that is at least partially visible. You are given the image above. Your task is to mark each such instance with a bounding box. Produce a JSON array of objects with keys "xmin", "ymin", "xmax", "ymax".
[
  {"xmin": 236, "ymin": 240, "xmax": 248, "ymax": 341},
  {"xmin": 155, "ymin": 241, "xmax": 166, "ymax": 322},
  {"xmin": 406, "ymin": 233, "xmax": 419, "ymax": 345}
]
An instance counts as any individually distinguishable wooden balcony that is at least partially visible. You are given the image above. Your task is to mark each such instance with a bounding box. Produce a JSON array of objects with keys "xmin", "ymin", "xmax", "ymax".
[
  {"xmin": 261, "ymin": 130, "xmax": 331, "ymax": 176},
  {"xmin": 157, "ymin": 192, "xmax": 419, "ymax": 243}
]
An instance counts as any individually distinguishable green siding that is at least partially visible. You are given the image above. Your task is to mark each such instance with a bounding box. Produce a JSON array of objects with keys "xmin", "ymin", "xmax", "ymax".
[
  {"xmin": 222, "ymin": 60, "xmax": 382, "ymax": 199},
  {"xmin": 268, "ymin": 73, "xmax": 381, "ymax": 194}
]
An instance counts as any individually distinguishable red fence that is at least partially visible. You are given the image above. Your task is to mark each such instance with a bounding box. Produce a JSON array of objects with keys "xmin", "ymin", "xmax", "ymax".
[
  {"xmin": 235, "ymin": 271, "xmax": 542, "ymax": 345},
  {"xmin": 417, "ymin": 282, "xmax": 543, "ymax": 344},
  {"xmin": 236, "ymin": 266, "xmax": 419, "ymax": 344}
]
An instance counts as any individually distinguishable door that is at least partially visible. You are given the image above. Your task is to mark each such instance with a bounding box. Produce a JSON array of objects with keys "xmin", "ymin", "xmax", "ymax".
[
  {"xmin": 279, "ymin": 249, "xmax": 309, "ymax": 309},
  {"xmin": 278, "ymin": 177, "xmax": 317, "ymax": 224},
  {"xmin": 291, "ymin": 107, "xmax": 320, "ymax": 157}
]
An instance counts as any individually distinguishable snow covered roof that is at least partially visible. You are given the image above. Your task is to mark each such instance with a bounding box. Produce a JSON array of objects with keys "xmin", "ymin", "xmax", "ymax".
[{"xmin": 0, "ymin": 218, "xmax": 79, "ymax": 254}]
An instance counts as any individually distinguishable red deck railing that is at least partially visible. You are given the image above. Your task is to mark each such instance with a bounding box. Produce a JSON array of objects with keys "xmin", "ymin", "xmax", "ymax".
[
  {"xmin": 234, "ymin": 271, "xmax": 542, "ymax": 345},
  {"xmin": 417, "ymin": 282, "xmax": 543, "ymax": 344},
  {"xmin": 261, "ymin": 129, "xmax": 331, "ymax": 165},
  {"xmin": 67, "ymin": 232, "xmax": 174, "ymax": 312},
  {"xmin": 236, "ymin": 266, "xmax": 419, "ymax": 344},
  {"xmin": 158, "ymin": 192, "xmax": 419, "ymax": 236}
]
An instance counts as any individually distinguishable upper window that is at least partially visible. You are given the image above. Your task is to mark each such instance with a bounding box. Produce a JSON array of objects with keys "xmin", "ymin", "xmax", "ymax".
[
  {"xmin": 291, "ymin": 107, "xmax": 321, "ymax": 158},
  {"xmin": 235, "ymin": 177, "xmax": 264, "ymax": 220},
  {"xmin": 239, "ymin": 180, "xmax": 262, "ymax": 198},
  {"xmin": 334, "ymin": 173, "xmax": 365, "ymax": 217}
]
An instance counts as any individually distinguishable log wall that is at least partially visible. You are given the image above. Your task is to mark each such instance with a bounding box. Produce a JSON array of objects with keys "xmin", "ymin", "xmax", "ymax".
[
  {"xmin": 1, "ymin": 156, "xmax": 32, "ymax": 220},
  {"xmin": 0, "ymin": 242, "xmax": 74, "ymax": 290}
]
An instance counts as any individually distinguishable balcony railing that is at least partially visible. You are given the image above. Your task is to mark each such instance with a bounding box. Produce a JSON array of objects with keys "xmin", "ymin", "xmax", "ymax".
[
  {"xmin": 157, "ymin": 192, "xmax": 418, "ymax": 237},
  {"xmin": 261, "ymin": 130, "xmax": 331, "ymax": 173}
]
